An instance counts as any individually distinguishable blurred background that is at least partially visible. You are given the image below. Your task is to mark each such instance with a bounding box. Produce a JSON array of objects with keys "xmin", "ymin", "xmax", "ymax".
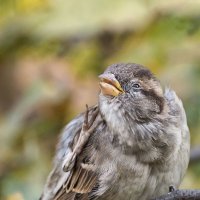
[{"xmin": 0, "ymin": 0, "xmax": 200, "ymax": 199}]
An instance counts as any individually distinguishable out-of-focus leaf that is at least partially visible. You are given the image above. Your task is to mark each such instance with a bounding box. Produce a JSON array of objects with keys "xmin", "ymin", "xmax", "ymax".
[
  {"xmin": 0, "ymin": 0, "xmax": 200, "ymax": 199},
  {"xmin": 6, "ymin": 192, "xmax": 24, "ymax": 200}
]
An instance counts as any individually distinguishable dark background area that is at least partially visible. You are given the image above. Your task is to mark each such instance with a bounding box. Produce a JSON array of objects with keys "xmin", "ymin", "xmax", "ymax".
[{"xmin": 0, "ymin": 0, "xmax": 200, "ymax": 199}]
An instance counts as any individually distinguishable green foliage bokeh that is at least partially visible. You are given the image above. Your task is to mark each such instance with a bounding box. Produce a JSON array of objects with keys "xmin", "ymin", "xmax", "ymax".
[{"xmin": 0, "ymin": 0, "xmax": 200, "ymax": 199}]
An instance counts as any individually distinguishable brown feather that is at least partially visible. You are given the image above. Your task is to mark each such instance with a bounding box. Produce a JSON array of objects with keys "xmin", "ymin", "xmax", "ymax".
[
  {"xmin": 42, "ymin": 106, "xmax": 101, "ymax": 200},
  {"xmin": 77, "ymin": 193, "xmax": 89, "ymax": 200},
  {"xmin": 55, "ymin": 189, "xmax": 76, "ymax": 200},
  {"xmin": 65, "ymin": 164, "xmax": 97, "ymax": 194}
]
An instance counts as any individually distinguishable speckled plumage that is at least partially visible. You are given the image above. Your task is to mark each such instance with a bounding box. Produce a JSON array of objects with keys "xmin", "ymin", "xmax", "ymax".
[{"xmin": 40, "ymin": 63, "xmax": 190, "ymax": 200}]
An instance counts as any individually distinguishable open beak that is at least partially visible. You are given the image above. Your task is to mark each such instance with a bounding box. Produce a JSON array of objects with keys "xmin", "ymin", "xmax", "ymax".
[{"xmin": 99, "ymin": 73, "xmax": 124, "ymax": 97}]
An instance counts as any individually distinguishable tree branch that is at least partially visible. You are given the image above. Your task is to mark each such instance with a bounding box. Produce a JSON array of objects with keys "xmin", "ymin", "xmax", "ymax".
[{"xmin": 152, "ymin": 189, "xmax": 200, "ymax": 200}]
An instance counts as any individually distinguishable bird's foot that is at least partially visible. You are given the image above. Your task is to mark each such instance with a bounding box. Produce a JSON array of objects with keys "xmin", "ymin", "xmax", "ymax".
[
  {"xmin": 62, "ymin": 105, "xmax": 98, "ymax": 172},
  {"xmin": 62, "ymin": 151, "xmax": 77, "ymax": 172},
  {"xmin": 169, "ymin": 185, "xmax": 176, "ymax": 192}
]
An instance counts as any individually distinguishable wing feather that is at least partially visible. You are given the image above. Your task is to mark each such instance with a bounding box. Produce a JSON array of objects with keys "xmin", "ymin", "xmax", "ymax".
[{"xmin": 41, "ymin": 106, "xmax": 101, "ymax": 200}]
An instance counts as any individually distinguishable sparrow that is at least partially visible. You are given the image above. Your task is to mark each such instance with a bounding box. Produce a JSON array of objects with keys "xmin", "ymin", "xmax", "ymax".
[{"xmin": 40, "ymin": 63, "xmax": 190, "ymax": 200}]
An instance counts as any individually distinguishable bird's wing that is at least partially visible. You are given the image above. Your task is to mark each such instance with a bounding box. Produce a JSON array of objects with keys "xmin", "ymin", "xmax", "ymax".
[{"xmin": 40, "ymin": 106, "xmax": 102, "ymax": 200}]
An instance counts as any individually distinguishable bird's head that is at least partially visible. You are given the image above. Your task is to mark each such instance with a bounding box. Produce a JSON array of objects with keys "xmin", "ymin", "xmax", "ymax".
[{"xmin": 98, "ymin": 63, "xmax": 165, "ymax": 127}]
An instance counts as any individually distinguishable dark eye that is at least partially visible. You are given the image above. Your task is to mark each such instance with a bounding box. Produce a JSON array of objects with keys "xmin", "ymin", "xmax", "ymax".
[{"xmin": 133, "ymin": 83, "xmax": 140, "ymax": 88}]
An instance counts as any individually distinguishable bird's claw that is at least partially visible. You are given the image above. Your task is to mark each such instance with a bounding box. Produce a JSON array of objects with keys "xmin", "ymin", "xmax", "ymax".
[
  {"xmin": 62, "ymin": 151, "xmax": 77, "ymax": 172},
  {"xmin": 62, "ymin": 105, "xmax": 99, "ymax": 172},
  {"xmin": 169, "ymin": 185, "xmax": 176, "ymax": 192}
]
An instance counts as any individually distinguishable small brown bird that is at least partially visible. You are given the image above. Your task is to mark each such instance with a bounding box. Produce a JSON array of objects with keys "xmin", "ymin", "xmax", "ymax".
[{"xmin": 40, "ymin": 63, "xmax": 190, "ymax": 200}]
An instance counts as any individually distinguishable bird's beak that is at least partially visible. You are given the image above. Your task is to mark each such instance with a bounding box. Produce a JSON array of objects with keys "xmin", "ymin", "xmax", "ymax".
[{"xmin": 99, "ymin": 73, "xmax": 124, "ymax": 97}]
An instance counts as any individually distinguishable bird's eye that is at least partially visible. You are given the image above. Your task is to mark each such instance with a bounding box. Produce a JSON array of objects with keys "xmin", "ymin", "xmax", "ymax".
[{"xmin": 133, "ymin": 83, "xmax": 140, "ymax": 88}]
